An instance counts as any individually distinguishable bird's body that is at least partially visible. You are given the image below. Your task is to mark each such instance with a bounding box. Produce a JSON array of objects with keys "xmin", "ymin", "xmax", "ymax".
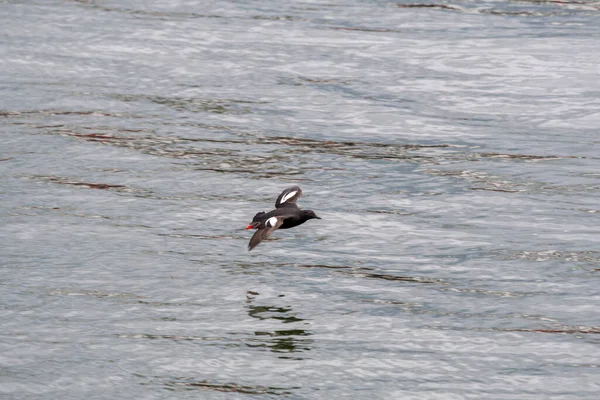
[
  {"xmin": 250, "ymin": 208, "xmax": 313, "ymax": 230},
  {"xmin": 246, "ymin": 186, "xmax": 320, "ymax": 251}
]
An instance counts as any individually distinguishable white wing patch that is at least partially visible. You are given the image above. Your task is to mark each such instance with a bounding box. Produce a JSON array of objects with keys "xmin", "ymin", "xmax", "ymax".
[
  {"xmin": 266, "ymin": 217, "xmax": 278, "ymax": 228},
  {"xmin": 280, "ymin": 191, "xmax": 297, "ymax": 204}
]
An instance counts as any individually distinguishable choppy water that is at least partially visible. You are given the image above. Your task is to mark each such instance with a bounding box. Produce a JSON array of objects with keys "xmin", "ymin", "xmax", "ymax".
[{"xmin": 2, "ymin": 0, "xmax": 600, "ymax": 399}]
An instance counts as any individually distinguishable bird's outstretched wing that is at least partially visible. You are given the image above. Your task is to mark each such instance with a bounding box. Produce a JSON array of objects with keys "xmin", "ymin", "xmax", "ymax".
[
  {"xmin": 275, "ymin": 186, "xmax": 303, "ymax": 209},
  {"xmin": 248, "ymin": 216, "xmax": 286, "ymax": 251}
]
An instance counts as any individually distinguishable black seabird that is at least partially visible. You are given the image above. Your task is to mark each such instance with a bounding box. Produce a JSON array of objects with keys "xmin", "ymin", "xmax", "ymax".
[{"xmin": 246, "ymin": 186, "xmax": 321, "ymax": 251}]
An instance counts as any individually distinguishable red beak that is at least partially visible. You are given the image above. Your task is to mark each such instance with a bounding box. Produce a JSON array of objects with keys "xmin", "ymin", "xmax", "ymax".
[{"xmin": 246, "ymin": 225, "xmax": 255, "ymax": 230}]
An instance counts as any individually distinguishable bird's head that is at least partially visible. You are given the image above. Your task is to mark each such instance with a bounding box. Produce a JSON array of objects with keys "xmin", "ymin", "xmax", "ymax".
[{"xmin": 304, "ymin": 210, "xmax": 321, "ymax": 220}]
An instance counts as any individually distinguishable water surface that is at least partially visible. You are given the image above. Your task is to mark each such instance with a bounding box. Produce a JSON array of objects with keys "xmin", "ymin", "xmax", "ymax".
[{"xmin": 2, "ymin": 0, "xmax": 600, "ymax": 399}]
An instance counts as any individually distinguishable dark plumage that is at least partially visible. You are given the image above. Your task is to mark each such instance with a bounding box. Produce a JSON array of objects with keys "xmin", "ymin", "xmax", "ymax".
[{"xmin": 246, "ymin": 186, "xmax": 321, "ymax": 251}]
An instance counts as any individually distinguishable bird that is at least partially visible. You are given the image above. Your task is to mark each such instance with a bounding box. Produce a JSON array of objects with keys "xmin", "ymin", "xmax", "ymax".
[{"xmin": 246, "ymin": 186, "xmax": 321, "ymax": 251}]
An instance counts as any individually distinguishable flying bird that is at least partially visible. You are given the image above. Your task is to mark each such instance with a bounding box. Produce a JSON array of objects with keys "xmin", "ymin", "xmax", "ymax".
[{"xmin": 246, "ymin": 186, "xmax": 321, "ymax": 251}]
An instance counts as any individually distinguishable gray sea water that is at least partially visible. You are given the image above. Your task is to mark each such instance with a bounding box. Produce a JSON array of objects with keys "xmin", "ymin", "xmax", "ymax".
[{"xmin": 2, "ymin": 1, "xmax": 600, "ymax": 399}]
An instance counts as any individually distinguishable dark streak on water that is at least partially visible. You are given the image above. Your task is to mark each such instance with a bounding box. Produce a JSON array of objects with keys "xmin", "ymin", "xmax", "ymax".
[{"xmin": 2, "ymin": 0, "xmax": 600, "ymax": 399}]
